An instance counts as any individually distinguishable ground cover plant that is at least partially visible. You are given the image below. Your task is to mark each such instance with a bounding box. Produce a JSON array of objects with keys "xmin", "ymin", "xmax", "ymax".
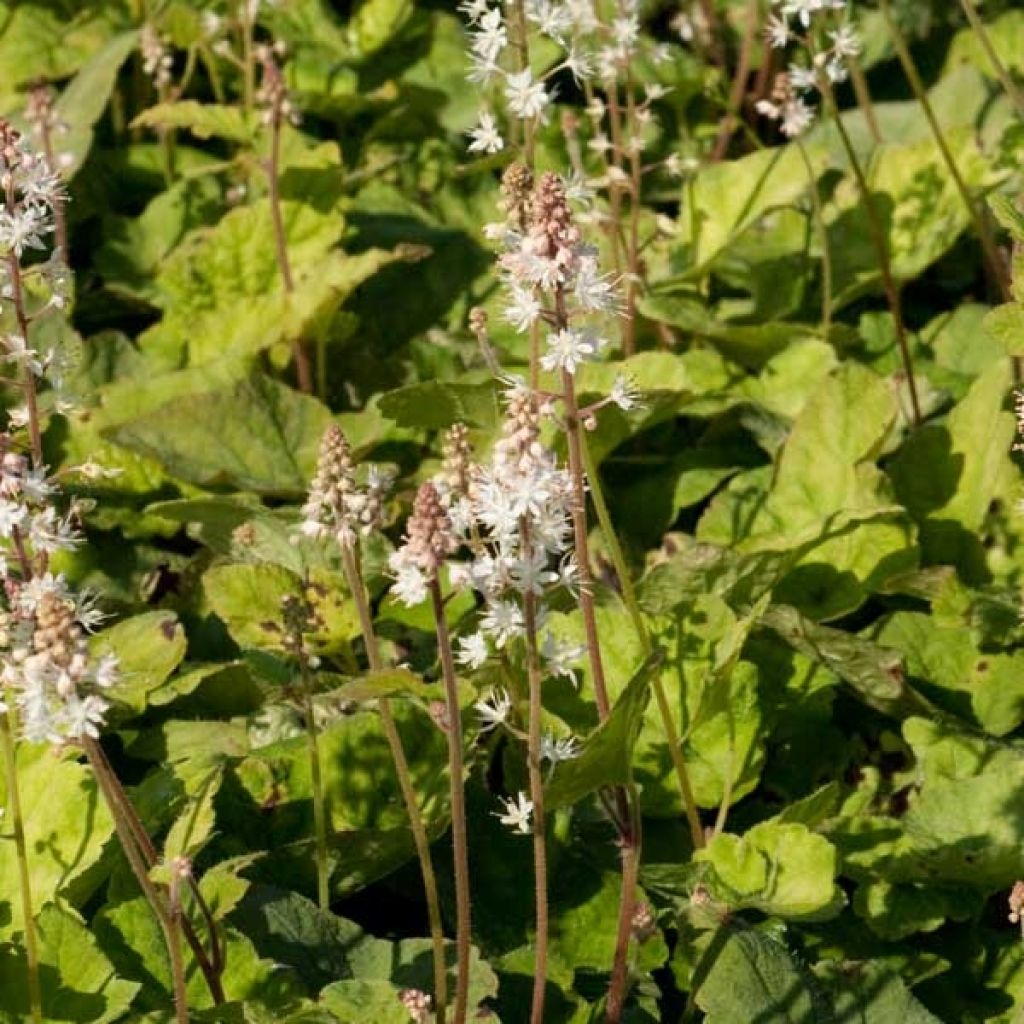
[{"xmin": 3, "ymin": 0, "xmax": 1024, "ymax": 1021}]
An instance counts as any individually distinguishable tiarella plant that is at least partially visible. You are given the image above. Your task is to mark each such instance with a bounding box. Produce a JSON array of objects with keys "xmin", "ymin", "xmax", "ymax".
[{"xmin": 3, "ymin": 0, "xmax": 1024, "ymax": 1022}]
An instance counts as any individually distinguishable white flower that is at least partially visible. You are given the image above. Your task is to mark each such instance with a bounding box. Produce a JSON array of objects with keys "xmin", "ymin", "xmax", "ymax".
[
  {"xmin": 471, "ymin": 7, "xmax": 507, "ymax": 63},
  {"xmin": 481, "ymin": 599, "xmax": 524, "ymax": 647},
  {"xmin": 474, "ymin": 687, "xmax": 512, "ymax": 730},
  {"xmin": 574, "ymin": 259, "xmax": 618, "ymax": 313},
  {"xmin": 788, "ymin": 64, "xmax": 818, "ymax": 92},
  {"xmin": 509, "ymin": 548, "xmax": 558, "ymax": 595},
  {"xmin": 495, "ymin": 791, "xmax": 533, "ymax": 833},
  {"xmin": 3, "ymin": 333, "xmax": 43, "ymax": 377},
  {"xmin": 540, "ymin": 327, "xmax": 602, "ymax": 374},
  {"xmin": 63, "ymin": 693, "xmax": 109, "ymax": 740},
  {"xmin": 610, "ymin": 15, "xmax": 640, "ymax": 52},
  {"xmin": 0, "ymin": 205, "xmax": 51, "ymax": 257},
  {"xmin": 502, "ymin": 284, "xmax": 543, "ymax": 332},
  {"xmin": 0, "ymin": 498, "xmax": 26, "ymax": 537},
  {"xmin": 459, "ymin": 0, "xmax": 492, "ymax": 22},
  {"xmin": 610, "ymin": 374, "xmax": 643, "ymax": 412},
  {"xmin": 467, "ymin": 111, "xmax": 504, "ymax": 155},
  {"xmin": 457, "ymin": 631, "xmax": 490, "ymax": 669},
  {"xmin": 541, "ymin": 631, "xmax": 585, "ymax": 684},
  {"xmin": 528, "ymin": 0, "xmax": 574, "ymax": 42},
  {"xmin": 564, "ymin": 47, "xmax": 594, "ymax": 84},
  {"xmin": 540, "ymin": 732, "xmax": 581, "ymax": 763},
  {"xmin": 504, "ymin": 68, "xmax": 551, "ymax": 120},
  {"xmin": 828, "ymin": 25, "xmax": 860, "ymax": 58},
  {"xmin": 388, "ymin": 552, "xmax": 429, "ymax": 606},
  {"xmin": 766, "ymin": 15, "xmax": 790, "ymax": 48}
]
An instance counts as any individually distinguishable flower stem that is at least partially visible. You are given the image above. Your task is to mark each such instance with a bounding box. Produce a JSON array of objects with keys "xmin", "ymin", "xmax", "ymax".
[
  {"xmin": 847, "ymin": 55, "xmax": 882, "ymax": 144},
  {"xmin": 429, "ymin": 578, "xmax": 472, "ymax": 1024},
  {"xmin": 5, "ymin": 248, "xmax": 44, "ymax": 467},
  {"xmin": 579, "ymin": 437, "xmax": 705, "ymax": 851},
  {"xmin": 521, "ymin": 523, "xmax": 549, "ymax": 1024},
  {"xmin": 957, "ymin": 0, "xmax": 1024, "ymax": 119},
  {"xmin": 340, "ymin": 545, "xmax": 448, "ymax": 1024},
  {"xmin": 559, "ymin": 351, "xmax": 640, "ymax": 1018},
  {"xmin": 796, "ymin": 138, "xmax": 832, "ymax": 339},
  {"xmin": 879, "ymin": 0, "xmax": 1011, "ymax": 304},
  {"xmin": 85, "ymin": 738, "xmax": 225, "ymax": 1004},
  {"xmin": 820, "ymin": 77, "xmax": 922, "ymax": 425},
  {"xmin": 0, "ymin": 713, "xmax": 42, "ymax": 1024},
  {"xmin": 268, "ymin": 113, "xmax": 313, "ymax": 394},
  {"xmin": 85, "ymin": 741, "xmax": 189, "ymax": 1024},
  {"xmin": 710, "ymin": 0, "xmax": 759, "ymax": 162},
  {"xmin": 605, "ymin": 798, "xmax": 641, "ymax": 1024},
  {"xmin": 299, "ymin": 664, "xmax": 331, "ymax": 911}
]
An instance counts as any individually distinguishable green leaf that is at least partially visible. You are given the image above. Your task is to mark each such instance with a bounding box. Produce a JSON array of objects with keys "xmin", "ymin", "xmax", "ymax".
[
  {"xmin": 379, "ymin": 379, "xmax": 499, "ymax": 430},
  {"xmin": 348, "ymin": 0, "xmax": 415, "ymax": 59},
  {"xmin": 318, "ymin": 981, "xmax": 408, "ymax": 1023},
  {"xmin": 0, "ymin": 905, "xmax": 140, "ymax": 1024},
  {"xmin": 52, "ymin": 30, "xmax": 139, "ymax": 176},
  {"xmin": 721, "ymin": 362, "xmax": 915, "ymax": 619},
  {"xmin": 816, "ymin": 960, "xmax": 943, "ymax": 1023},
  {"xmin": 92, "ymin": 611, "xmax": 187, "ymax": 717},
  {"xmin": 889, "ymin": 359, "xmax": 1016, "ymax": 579},
  {"xmin": 132, "ymin": 101, "xmax": 257, "ymax": 143},
  {"xmin": 545, "ymin": 653, "xmax": 657, "ymax": 811},
  {"xmin": 162, "ymin": 767, "xmax": 223, "ymax": 862},
  {"xmin": 680, "ymin": 142, "xmax": 829, "ymax": 270},
  {"xmin": 228, "ymin": 886, "xmax": 391, "ymax": 993},
  {"xmin": 983, "ymin": 303, "xmax": 1024, "ymax": 357},
  {"xmin": 106, "ymin": 373, "xmax": 333, "ymax": 496},
  {"xmin": 695, "ymin": 922, "xmax": 819, "ymax": 1023},
  {"xmin": 695, "ymin": 820, "xmax": 839, "ymax": 919},
  {"xmin": 762, "ymin": 605, "xmax": 920, "ymax": 717},
  {"xmin": 203, "ymin": 562, "xmax": 359, "ymax": 652},
  {"xmin": 0, "ymin": 746, "xmax": 114, "ymax": 940},
  {"xmin": 637, "ymin": 295, "xmax": 824, "ymax": 370},
  {"xmin": 143, "ymin": 173, "xmax": 397, "ymax": 367}
]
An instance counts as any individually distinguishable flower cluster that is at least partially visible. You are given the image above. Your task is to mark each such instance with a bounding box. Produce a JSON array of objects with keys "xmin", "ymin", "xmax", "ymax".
[
  {"xmin": 256, "ymin": 42, "xmax": 301, "ymax": 127},
  {"xmin": 460, "ymin": 0, "xmax": 673, "ymax": 162},
  {"xmin": 758, "ymin": 0, "xmax": 860, "ymax": 138},
  {"xmin": 0, "ymin": 471, "xmax": 114, "ymax": 744},
  {"xmin": 1, "ymin": 576, "xmax": 116, "ymax": 745},
  {"xmin": 388, "ymin": 482, "xmax": 457, "ymax": 606},
  {"xmin": 140, "ymin": 24, "xmax": 174, "ymax": 93},
  {"xmin": 24, "ymin": 85, "xmax": 74, "ymax": 175},
  {"xmin": 0, "ymin": 121, "xmax": 76, "ymax": 424},
  {"xmin": 489, "ymin": 168, "xmax": 639, "ymax": 403},
  {"xmin": 299, "ymin": 425, "xmax": 391, "ymax": 550}
]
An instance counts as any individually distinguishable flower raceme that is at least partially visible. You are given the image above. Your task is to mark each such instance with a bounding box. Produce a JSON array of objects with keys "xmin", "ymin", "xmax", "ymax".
[{"xmin": 758, "ymin": 0, "xmax": 860, "ymax": 138}]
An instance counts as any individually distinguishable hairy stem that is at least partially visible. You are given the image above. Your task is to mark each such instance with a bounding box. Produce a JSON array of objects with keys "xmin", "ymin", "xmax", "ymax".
[
  {"xmin": 0, "ymin": 714, "xmax": 42, "ymax": 1024},
  {"xmin": 86, "ymin": 739, "xmax": 225, "ymax": 1003},
  {"xmin": 85, "ymin": 741, "xmax": 189, "ymax": 1023},
  {"xmin": 880, "ymin": 0, "xmax": 1010, "ymax": 304},
  {"xmin": 796, "ymin": 139, "xmax": 832, "ymax": 338},
  {"xmin": 957, "ymin": 0, "xmax": 1024, "ymax": 118},
  {"xmin": 606, "ymin": 808, "xmax": 641, "ymax": 1024},
  {"xmin": 521, "ymin": 524, "xmax": 549, "ymax": 1024},
  {"xmin": 430, "ymin": 578, "xmax": 472, "ymax": 1024},
  {"xmin": 848, "ymin": 55, "xmax": 882, "ymax": 144},
  {"xmin": 820, "ymin": 78, "xmax": 922, "ymax": 425},
  {"xmin": 579, "ymin": 438, "xmax": 704, "ymax": 850},
  {"xmin": 166, "ymin": 871, "xmax": 191, "ymax": 1024},
  {"xmin": 5, "ymin": 248, "xmax": 44, "ymax": 467},
  {"xmin": 268, "ymin": 114, "xmax": 313, "ymax": 394},
  {"xmin": 710, "ymin": 0, "xmax": 759, "ymax": 162},
  {"xmin": 300, "ymin": 664, "xmax": 331, "ymax": 911},
  {"xmin": 340, "ymin": 545, "xmax": 448, "ymax": 1024}
]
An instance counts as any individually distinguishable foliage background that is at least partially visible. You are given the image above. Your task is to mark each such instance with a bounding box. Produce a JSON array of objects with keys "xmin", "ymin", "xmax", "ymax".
[{"xmin": 3, "ymin": 0, "xmax": 1024, "ymax": 1021}]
